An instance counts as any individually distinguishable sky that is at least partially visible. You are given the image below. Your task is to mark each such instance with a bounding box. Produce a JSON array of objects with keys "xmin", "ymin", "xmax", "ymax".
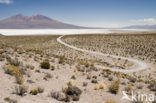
[{"xmin": 0, "ymin": 0, "xmax": 156, "ymax": 27}]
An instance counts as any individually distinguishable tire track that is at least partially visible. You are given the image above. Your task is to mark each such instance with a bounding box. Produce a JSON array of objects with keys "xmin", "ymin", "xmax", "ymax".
[{"xmin": 57, "ymin": 35, "xmax": 149, "ymax": 73}]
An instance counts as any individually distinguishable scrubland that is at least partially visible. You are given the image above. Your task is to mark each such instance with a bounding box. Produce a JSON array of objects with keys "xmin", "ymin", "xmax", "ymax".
[{"xmin": 0, "ymin": 33, "xmax": 156, "ymax": 103}]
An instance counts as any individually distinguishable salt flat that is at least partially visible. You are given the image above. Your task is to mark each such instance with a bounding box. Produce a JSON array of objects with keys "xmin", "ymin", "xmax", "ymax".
[{"xmin": 0, "ymin": 29, "xmax": 154, "ymax": 36}]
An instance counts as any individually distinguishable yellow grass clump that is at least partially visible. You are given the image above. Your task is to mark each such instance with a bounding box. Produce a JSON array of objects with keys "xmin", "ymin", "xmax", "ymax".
[
  {"xmin": 94, "ymin": 85, "xmax": 99, "ymax": 90},
  {"xmin": 105, "ymin": 99, "xmax": 116, "ymax": 103},
  {"xmin": 73, "ymin": 68, "xmax": 77, "ymax": 72},
  {"xmin": 4, "ymin": 65, "xmax": 24, "ymax": 85},
  {"xmin": 99, "ymin": 83, "xmax": 104, "ymax": 89}
]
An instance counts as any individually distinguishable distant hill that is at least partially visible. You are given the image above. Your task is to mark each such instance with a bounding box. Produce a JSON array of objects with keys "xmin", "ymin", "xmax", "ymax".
[
  {"xmin": 123, "ymin": 24, "xmax": 156, "ymax": 29},
  {"xmin": 0, "ymin": 14, "xmax": 87, "ymax": 29}
]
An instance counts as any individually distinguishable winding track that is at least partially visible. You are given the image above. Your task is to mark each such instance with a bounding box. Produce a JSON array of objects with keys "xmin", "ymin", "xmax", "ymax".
[{"xmin": 57, "ymin": 35, "xmax": 149, "ymax": 73}]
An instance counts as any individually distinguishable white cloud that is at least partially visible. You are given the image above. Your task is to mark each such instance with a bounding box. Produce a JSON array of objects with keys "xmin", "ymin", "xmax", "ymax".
[
  {"xmin": 135, "ymin": 18, "xmax": 156, "ymax": 24},
  {"xmin": 0, "ymin": 0, "xmax": 12, "ymax": 4}
]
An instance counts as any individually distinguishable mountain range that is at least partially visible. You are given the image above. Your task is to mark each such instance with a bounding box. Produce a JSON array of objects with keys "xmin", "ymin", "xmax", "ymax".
[
  {"xmin": 0, "ymin": 14, "xmax": 156, "ymax": 29},
  {"xmin": 0, "ymin": 14, "xmax": 86, "ymax": 29},
  {"xmin": 123, "ymin": 24, "xmax": 156, "ymax": 29}
]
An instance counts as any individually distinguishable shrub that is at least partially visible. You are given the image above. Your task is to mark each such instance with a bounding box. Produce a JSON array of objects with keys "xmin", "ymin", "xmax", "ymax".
[
  {"xmin": 137, "ymin": 84, "xmax": 143, "ymax": 89},
  {"xmin": 50, "ymin": 91, "xmax": 66, "ymax": 101},
  {"xmin": 148, "ymin": 81, "xmax": 156, "ymax": 92},
  {"xmin": 63, "ymin": 85, "xmax": 82, "ymax": 101},
  {"xmin": 35, "ymin": 69, "xmax": 41, "ymax": 73},
  {"xmin": 71, "ymin": 75, "xmax": 76, "ymax": 80},
  {"xmin": 18, "ymin": 66, "xmax": 27, "ymax": 75},
  {"xmin": 4, "ymin": 97, "xmax": 18, "ymax": 103},
  {"xmin": 4, "ymin": 65, "xmax": 24, "ymax": 84},
  {"xmin": 30, "ymin": 89, "xmax": 38, "ymax": 95},
  {"xmin": 62, "ymin": 87, "xmax": 68, "ymax": 93},
  {"xmin": 16, "ymin": 73, "xmax": 24, "ymax": 85},
  {"xmin": 83, "ymin": 82, "xmax": 88, "ymax": 87},
  {"xmin": 4, "ymin": 65, "xmax": 18, "ymax": 75},
  {"xmin": 129, "ymin": 77, "xmax": 137, "ymax": 83},
  {"xmin": 94, "ymin": 85, "xmax": 99, "ymax": 90},
  {"xmin": 108, "ymin": 76, "xmax": 113, "ymax": 81},
  {"xmin": 91, "ymin": 78, "xmax": 98, "ymax": 84},
  {"xmin": 125, "ymin": 84, "xmax": 132, "ymax": 93},
  {"xmin": 14, "ymin": 85, "xmax": 28, "ymax": 96},
  {"xmin": 78, "ymin": 60, "xmax": 89, "ymax": 67},
  {"xmin": 58, "ymin": 56, "xmax": 65, "ymax": 64},
  {"xmin": 27, "ymin": 80, "xmax": 35, "ymax": 84},
  {"xmin": 73, "ymin": 68, "xmax": 77, "ymax": 72},
  {"xmin": 37, "ymin": 87, "xmax": 44, "ymax": 93},
  {"xmin": 40, "ymin": 59, "xmax": 50, "ymax": 69},
  {"xmin": 26, "ymin": 64, "xmax": 35, "ymax": 70},
  {"xmin": 99, "ymin": 83, "xmax": 104, "ymax": 89},
  {"xmin": 0, "ymin": 55, "xmax": 4, "ymax": 61},
  {"xmin": 51, "ymin": 65, "xmax": 55, "ymax": 71},
  {"xmin": 86, "ymin": 74, "xmax": 91, "ymax": 80},
  {"xmin": 44, "ymin": 73, "xmax": 53, "ymax": 80},
  {"xmin": 121, "ymin": 81, "xmax": 126, "ymax": 85},
  {"xmin": 67, "ymin": 80, "xmax": 73, "ymax": 86},
  {"xmin": 0, "ymin": 50, "xmax": 3, "ymax": 55},
  {"xmin": 90, "ymin": 64, "xmax": 97, "ymax": 71},
  {"xmin": 109, "ymin": 80, "xmax": 120, "ymax": 94},
  {"xmin": 7, "ymin": 57, "xmax": 21, "ymax": 66},
  {"xmin": 92, "ymin": 75, "xmax": 97, "ymax": 79}
]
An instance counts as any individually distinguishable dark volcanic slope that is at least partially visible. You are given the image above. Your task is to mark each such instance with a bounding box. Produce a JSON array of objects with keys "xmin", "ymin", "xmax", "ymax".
[{"xmin": 0, "ymin": 14, "xmax": 86, "ymax": 29}]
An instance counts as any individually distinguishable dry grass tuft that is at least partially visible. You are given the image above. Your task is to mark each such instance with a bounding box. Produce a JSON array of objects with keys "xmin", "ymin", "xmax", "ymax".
[
  {"xmin": 105, "ymin": 99, "xmax": 116, "ymax": 103},
  {"xmin": 4, "ymin": 65, "xmax": 24, "ymax": 84}
]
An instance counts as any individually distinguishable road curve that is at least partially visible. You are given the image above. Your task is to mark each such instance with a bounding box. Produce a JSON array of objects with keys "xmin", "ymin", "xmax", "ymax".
[{"xmin": 57, "ymin": 35, "xmax": 149, "ymax": 73}]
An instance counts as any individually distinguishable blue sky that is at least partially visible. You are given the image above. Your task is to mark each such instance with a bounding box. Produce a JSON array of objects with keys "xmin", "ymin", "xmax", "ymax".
[{"xmin": 0, "ymin": 0, "xmax": 156, "ymax": 27}]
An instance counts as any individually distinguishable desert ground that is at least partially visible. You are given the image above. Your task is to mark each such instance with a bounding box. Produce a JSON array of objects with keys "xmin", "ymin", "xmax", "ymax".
[{"xmin": 0, "ymin": 32, "xmax": 156, "ymax": 103}]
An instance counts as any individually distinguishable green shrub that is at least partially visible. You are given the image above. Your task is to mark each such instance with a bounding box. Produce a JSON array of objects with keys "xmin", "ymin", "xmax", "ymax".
[
  {"xmin": 30, "ymin": 89, "xmax": 38, "ymax": 95},
  {"xmin": 63, "ymin": 85, "xmax": 82, "ymax": 101},
  {"xmin": 109, "ymin": 79, "xmax": 120, "ymax": 94},
  {"xmin": 40, "ymin": 59, "xmax": 50, "ymax": 69}
]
